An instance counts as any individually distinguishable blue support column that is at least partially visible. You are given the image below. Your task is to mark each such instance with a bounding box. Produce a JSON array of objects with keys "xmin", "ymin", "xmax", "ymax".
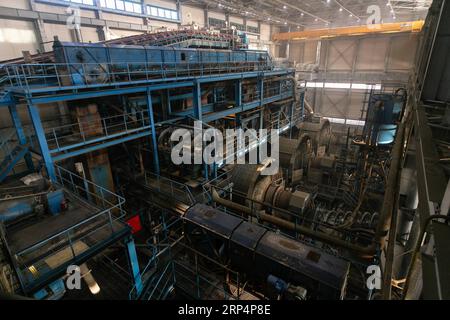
[
  {"xmin": 235, "ymin": 80, "xmax": 242, "ymax": 128},
  {"xmin": 259, "ymin": 76, "xmax": 264, "ymax": 108},
  {"xmin": 126, "ymin": 237, "xmax": 143, "ymax": 297},
  {"xmin": 9, "ymin": 102, "xmax": 34, "ymax": 170},
  {"xmin": 213, "ymin": 163, "xmax": 218, "ymax": 179},
  {"xmin": 258, "ymin": 77, "xmax": 264, "ymax": 164},
  {"xmin": 27, "ymin": 102, "xmax": 56, "ymax": 181},
  {"xmin": 166, "ymin": 89, "xmax": 172, "ymax": 115},
  {"xmin": 289, "ymin": 100, "xmax": 294, "ymax": 139},
  {"xmin": 259, "ymin": 77, "xmax": 265, "ymax": 130},
  {"xmin": 193, "ymin": 81, "xmax": 202, "ymax": 122},
  {"xmin": 300, "ymin": 90, "xmax": 305, "ymax": 120},
  {"xmin": 147, "ymin": 88, "xmax": 160, "ymax": 175},
  {"xmin": 235, "ymin": 79, "xmax": 242, "ymax": 108},
  {"xmin": 193, "ymin": 81, "xmax": 208, "ymax": 180}
]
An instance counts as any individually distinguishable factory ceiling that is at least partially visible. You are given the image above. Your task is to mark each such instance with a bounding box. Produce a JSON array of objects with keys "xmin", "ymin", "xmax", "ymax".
[{"xmin": 181, "ymin": 0, "xmax": 432, "ymax": 28}]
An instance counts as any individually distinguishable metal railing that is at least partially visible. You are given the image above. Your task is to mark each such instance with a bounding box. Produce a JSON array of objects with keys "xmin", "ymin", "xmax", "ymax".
[
  {"xmin": 171, "ymin": 241, "xmax": 242, "ymax": 300},
  {"xmin": 14, "ymin": 165, "xmax": 126, "ymax": 288},
  {"xmin": 0, "ymin": 129, "xmax": 17, "ymax": 159},
  {"xmin": 144, "ymin": 261, "xmax": 175, "ymax": 300},
  {"xmin": 173, "ymin": 261, "xmax": 239, "ymax": 300},
  {"xmin": 143, "ymin": 171, "xmax": 195, "ymax": 206},
  {"xmin": 2, "ymin": 61, "xmax": 272, "ymax": 91},
  {"xmin": 0, "ymin": 129, "xmax": 25, "ymax": 179},
  {"xmin": 45, "ymin": 110, "xmax": 151, "ymax": 152}
]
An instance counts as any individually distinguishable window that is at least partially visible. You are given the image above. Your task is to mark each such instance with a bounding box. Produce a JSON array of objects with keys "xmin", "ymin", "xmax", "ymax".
[
  {"xmin": 230, "ymin": 22, "xmax": 245, "ymax": 31},
  {"xmin": 209, "ymin": 18, "xmax": 226, "ymax": 28},
  {"xmin": 304, "ymin": 81, "xmax": 382, "ymax": 91},
  {"xmin": 146, "ymin": 5, "xmax": 179, "ymax": 21},
  {"xmin": 325, "ymin": 117, "xmax": 366, "ymax": 127},
  {"xmin": 99, "ymin": 0, "xmax": 143, "ymax": 14},
  {"xmin": 247, "ymin": 25, "xmax": 260, "ymax": 34},
  {"xmin": 63, "ymin": 0, "xmax": 94, "ymax": 5},
  {"xmin": 149, "ymin": 6, "xmax": 158, "ymax": 16},
  {"xmin": 116, "ymin": 0, "xmax": 124, "ymax": 10}
]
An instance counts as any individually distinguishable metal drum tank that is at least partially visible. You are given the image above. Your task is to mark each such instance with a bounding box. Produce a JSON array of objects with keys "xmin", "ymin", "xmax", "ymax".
[
  {"xmin": 183, "ymin": 204, "xmax": 350, "ymax": 300},
  {"xmin": 366, "ymin": 92, "xmax": 406, "ymax": 146}
]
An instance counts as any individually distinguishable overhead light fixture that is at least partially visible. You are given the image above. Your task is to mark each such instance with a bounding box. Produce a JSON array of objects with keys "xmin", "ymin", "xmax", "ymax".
[
  {"xmin": 349, "ymin": 14, "xmax": 353, "ymax": 17},
  {"xmin": 283, "ymin": 5, "xmax": 287, "ymax": 9},
  {"xmin": 339, "ymin": 7, "xmax": 343, "ymax": 12},
  {"xmin": 315, "ymin": 18, "xmax": 318, "ymax": 22},
  {"xmin": 301, "ymin": 13, "xmax": 304, "ymax": 16},
  {"xmin": 80, "ymin": 264, "xmax": 101, "ymax": 295}
]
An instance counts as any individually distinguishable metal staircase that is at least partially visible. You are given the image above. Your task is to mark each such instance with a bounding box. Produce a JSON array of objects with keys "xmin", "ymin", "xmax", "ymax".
[
  {"xmin": 0, "ymin": 130, "xmax": 29, "ymax": 183},
  {"xmin": 139, "ymin": 262, "xmax": 175, "ymax": 300}
]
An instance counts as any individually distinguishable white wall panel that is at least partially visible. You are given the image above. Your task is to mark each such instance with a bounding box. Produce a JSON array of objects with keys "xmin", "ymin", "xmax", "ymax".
[
  {"xmin": 208, "ymin": 11, "xmax": 225, "ymax": 20},
  {"xmin": 144, "ymin": 0, "xmax": 176, "ymax": 10},
  {"xmin": 388, "ymin": 34, "xmax": 418, "ymax": 70},
  {"xmin": 108, "ymin": 28, "xmax": 143, "ymax": 39},
  {"xmin": 229, "ymin": 16, "xmax": 243, "ymax": 24},
  {"xmin": 80, "ymin": 26, "xmax": 99, "ymax": 43},
  {"xmin": 181, "ymin": 5, "xmax": 204, "ymax": 26},
  {"xmin": 356, "ymin": 37, "xmax": 388, "ymax": 71},
  {"xmin": 0, "ymin": 0, "xmax": 30, "ymax": 10},
  {"xmin": 0, "ymin": 19, "xmax": 40, "ymax": 60},
  {"xmin": 260, "ymin": 23, "xmax": 271, "ymax": 41},
  {"xmin": 326, "ymin": 39, "xmax": 356, "ymax": 71}
]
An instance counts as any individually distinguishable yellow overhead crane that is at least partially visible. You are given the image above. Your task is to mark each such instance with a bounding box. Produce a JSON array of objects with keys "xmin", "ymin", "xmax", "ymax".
[{"xmin": 272, "ymin": 20, "xmax": 425, "ymax": 41}]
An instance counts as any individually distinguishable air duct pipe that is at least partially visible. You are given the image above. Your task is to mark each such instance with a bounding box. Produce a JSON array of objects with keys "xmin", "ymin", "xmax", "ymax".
[{"xmin": 287, "ymin": 76, "xmax": 314, "ymax": 114}]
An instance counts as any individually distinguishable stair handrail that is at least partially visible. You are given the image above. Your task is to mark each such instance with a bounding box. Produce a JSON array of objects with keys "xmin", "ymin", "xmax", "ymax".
[
  {"xmin": 146, "ymin": 261, "xmax": 174, "ymax": 300},
  {"xmin": 0, "ymin": 129, "xmax": 17, "ymax": 157}
]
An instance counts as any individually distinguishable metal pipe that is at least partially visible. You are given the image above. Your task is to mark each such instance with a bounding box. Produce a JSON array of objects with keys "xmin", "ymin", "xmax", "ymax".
[
  {"xmin": 0, "ymin": 202, "xmax": 34, "ymax": 222},
  {"xmin": 375, "ymin": 122, "xmax": 406, "ymax": 249},
  {"xmin": 211, "ymin": 188, "xmax": 376, "ymax": 257},
  {"xmin": 211, "ymin": 116, "xmax": 408, "ymax": 258},
  {"xmin": 402, "ymin": 215, "xmax": 450, "ymax": 299}
]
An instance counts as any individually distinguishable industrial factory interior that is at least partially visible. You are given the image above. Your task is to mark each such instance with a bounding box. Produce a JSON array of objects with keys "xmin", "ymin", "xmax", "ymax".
[{"xmin": 0, "ymin": 0, "xmax": 449, "ymax": 303}]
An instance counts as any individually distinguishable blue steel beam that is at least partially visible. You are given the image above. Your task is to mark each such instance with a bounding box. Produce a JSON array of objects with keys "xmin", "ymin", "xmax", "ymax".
[
  {"xmin": 26, "ymin": 81, "xmax": 195, "ymax": 105},
  {"xmin": 289, "ymin": 101, "xmax": 294, "ymax": 139},
  {"xmin": 125, "ymin": 237, "xmax": 143, "ymax": 298},
  {"xmin": 235, "ymin": 79, "xmax": 242, "ymax": 107},
  {"xmin": 8, "ymin": 101, "xmax": 34, "ymax": 170},
  {"xmin": 9, "ymin": 70, "xmax": 295, "ymax": 106},
  {"xmin": 27, "ymin": 102, "xmax": 56, "ymax": 181},
  {"xmin": 193, "ymin": 81, "xmax": 202, "ymax": 122},
  {"xmin": 49, "ymin": 116, "xmax": 184, "ymax": 155},
  {"xmin": 192, "ymin": 81, "xmax": 209, "ymax": 180},
  {"xmin": 0, "ymin": 92, "xmax": 12, "ymax": 106},
  {"xmin": 50, "ymin": 92, "xmax": 292, "ymax": 161},
  {"xmin": 147, "ymin": 88, "xmax": 160, "ymax": 175},
  {"xmin": 52, "ymin": 130, "xmax": 153, "ymax": 162}
]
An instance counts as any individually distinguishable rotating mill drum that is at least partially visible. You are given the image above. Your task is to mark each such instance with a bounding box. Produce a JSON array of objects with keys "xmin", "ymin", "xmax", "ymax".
[
  {"xmin": 279, "ymin": 134, "xmax": 312, "ymax": 186},
  {"xmin": 293, "ymin": 117, "xmax": 332, "ymax": 156},
  {"xmin": 231, "ymin": 165, "xmax": 282, "ymax": 210}
]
